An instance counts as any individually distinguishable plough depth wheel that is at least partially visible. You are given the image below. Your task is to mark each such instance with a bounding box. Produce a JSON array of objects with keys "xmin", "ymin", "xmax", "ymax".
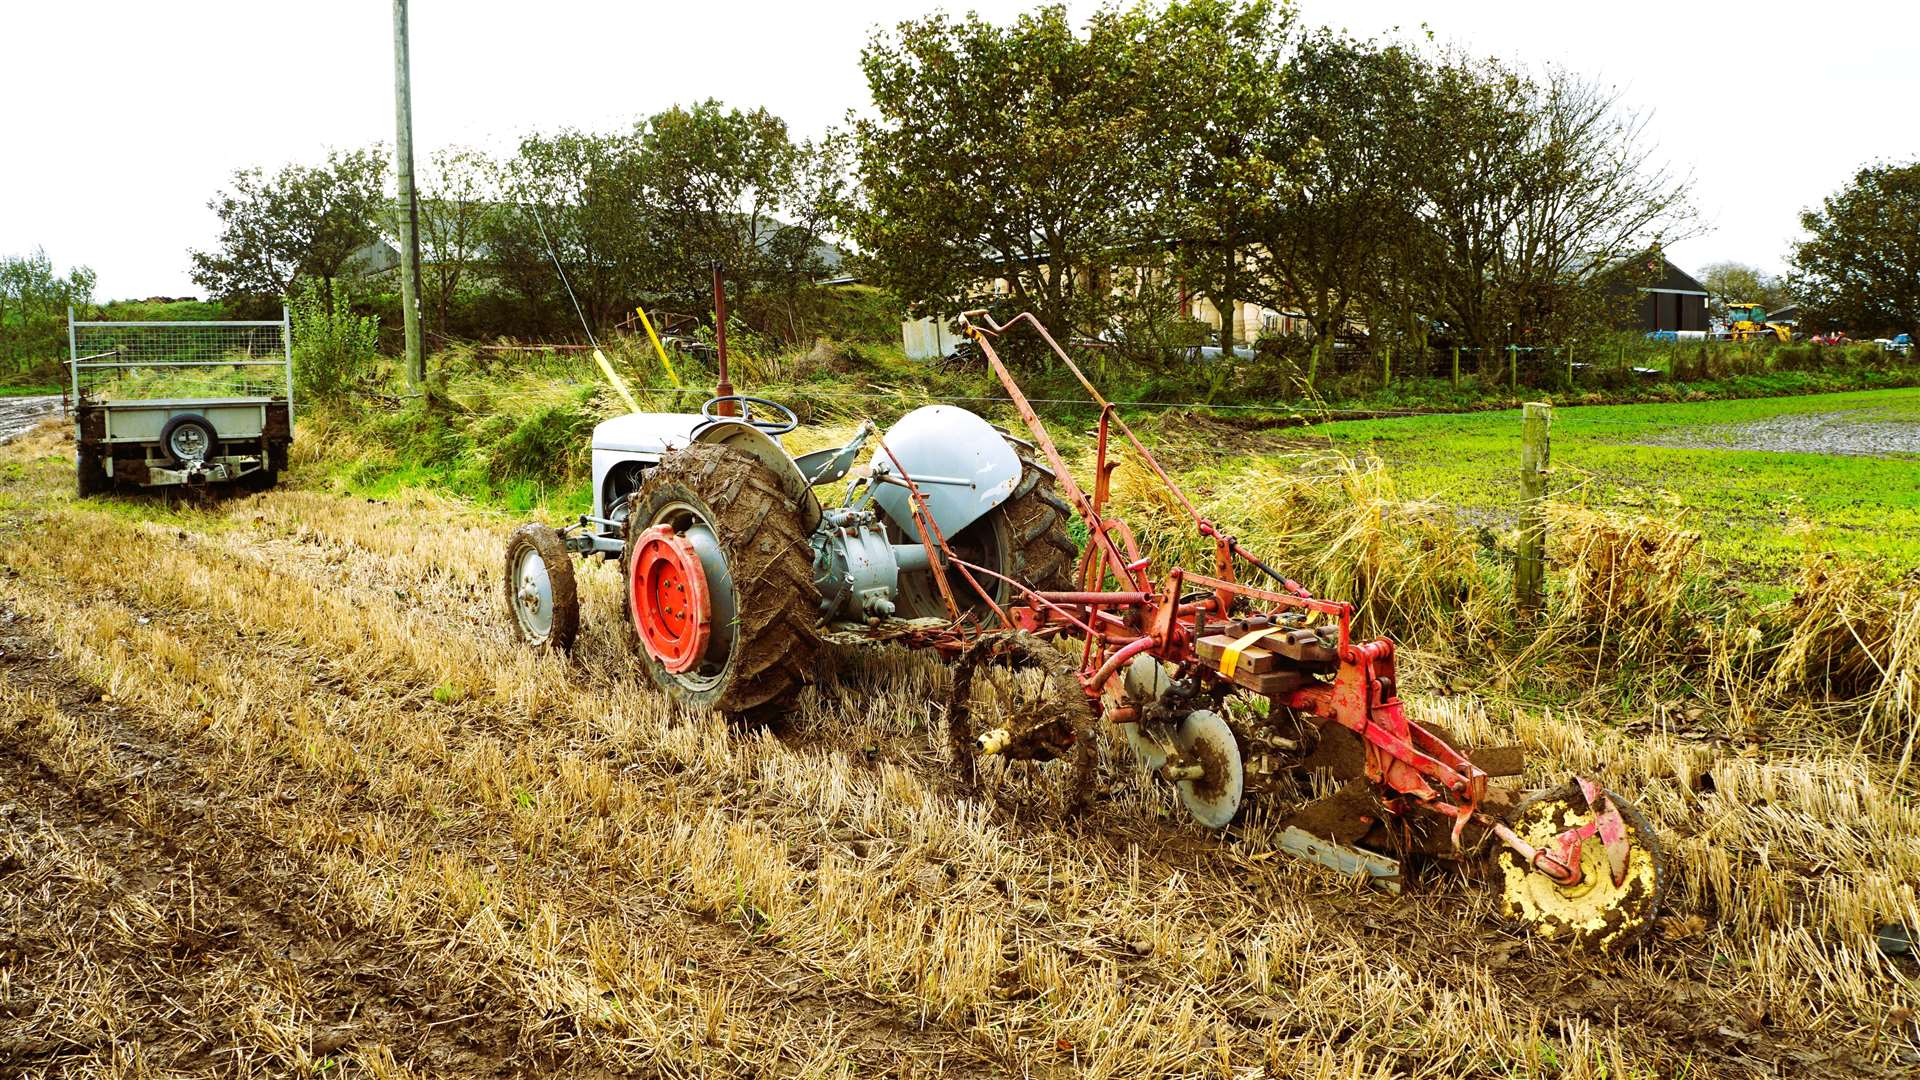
[
  {"xmin": 1495, "ymin": 782, "xmax": 1667, "ymax": 951},
  {"xmin": 1171, "ymin": 710, "xmax": 1243, "ymax": 829}
]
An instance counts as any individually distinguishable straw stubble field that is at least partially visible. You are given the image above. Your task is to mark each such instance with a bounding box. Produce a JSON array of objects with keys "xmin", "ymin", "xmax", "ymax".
[{"xmin": 1, "ymin": 417, "xmax": 1916, "ymax": 1079}]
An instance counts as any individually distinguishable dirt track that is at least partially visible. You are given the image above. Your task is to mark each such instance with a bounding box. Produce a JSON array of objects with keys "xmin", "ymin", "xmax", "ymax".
[
  {"xmin": 1639, "ymin": 407, "xmax": 1920, "ymax": 457},
  {"xmin": 0, "ymin": 396, "xmax": 59, "ymax": 445},
  {"xmin": 1, "ymin": 418, "xmax": 1916, "ymax": 1078}
]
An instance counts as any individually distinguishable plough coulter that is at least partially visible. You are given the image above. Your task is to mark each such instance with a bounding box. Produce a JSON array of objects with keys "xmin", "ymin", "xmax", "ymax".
[{"xmin": 505, "ymin": 310, "xmax": 1668, "ymax": 949}]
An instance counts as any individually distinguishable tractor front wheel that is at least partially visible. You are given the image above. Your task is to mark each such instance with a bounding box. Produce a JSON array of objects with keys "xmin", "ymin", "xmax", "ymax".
[
  {"xmin": 504, "ymin": 523, "xmax": 580, "ymax": 652},
  {"xmin": 623, "ymin": 443, "xmax": 822, "ymax": 717}
]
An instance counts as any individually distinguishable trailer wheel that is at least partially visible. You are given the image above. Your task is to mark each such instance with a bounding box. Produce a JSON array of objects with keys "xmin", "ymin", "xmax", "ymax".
[
  {"xmin": 75, "ymin": 448, "xmax": 109, "ymax": 498},
  {"xmin": 623, "ymin": 443, "xmax": 821, "ymax": 718},
  {"xmin": 159, "ymin": 413, "xmax": 218, "ymax": 466},
  {"xmin": 504, "ymin": 523, "xmax": 580, "ymax": 652}
]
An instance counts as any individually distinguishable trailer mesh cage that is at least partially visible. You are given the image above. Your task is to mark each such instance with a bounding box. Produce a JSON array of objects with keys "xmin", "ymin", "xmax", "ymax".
[{"xmin": 69, "ymin": 308, "xmax": 293, "ymax": 406}]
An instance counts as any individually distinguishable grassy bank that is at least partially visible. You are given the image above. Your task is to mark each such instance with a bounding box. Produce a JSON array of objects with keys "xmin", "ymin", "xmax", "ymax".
[{"xmin": 303, "ymin": 332, "xmax": 1920, "ymax": 519}]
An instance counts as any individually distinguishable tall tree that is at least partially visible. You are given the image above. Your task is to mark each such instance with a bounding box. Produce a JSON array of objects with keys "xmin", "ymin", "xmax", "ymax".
[
  {"xmin": 850, "ymin": 3, "xmax": 1188, "ymax": 344},
  {"xmin": 1790, "ymin": 161, "xmax": 1920, "ymax": 335},
  {"xmin": 637, "ymin": 100, "xmax": 803, "ymax": 312},
  {"xmin": 484, "ymin": 128, "xmax": 656, "ymax": 332},
  {"xmin": 188, "ymin": 147, "xmax": 389, "ymax": 309},
  {"xmin": 0, "ymin": 248, "xmax": 95, "ymax": 374},
  {"xmin": 1698, "ymin": 261, "xmax": 1792, "ymax": 318},
  {"xmin": 1244, "ymin": 31, "xmax": 1421, "ymax": 378},
  {"xmin": 1402, "ymin": 56, "xmax": 1692, "ymax": 352},
  {"xmin": 415, "ymin": 146, "xmax": 499, "ymax": 336},
  {"xmin": 1157, "ymin": 0, "xmax": 1293, "ymax": 355}
]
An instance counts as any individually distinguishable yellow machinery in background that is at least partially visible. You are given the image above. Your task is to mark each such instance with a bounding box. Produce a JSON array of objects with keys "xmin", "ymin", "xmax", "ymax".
[{"xmin": 1725, "ymin": 301, "xmax": 1792, "ymax": 343}]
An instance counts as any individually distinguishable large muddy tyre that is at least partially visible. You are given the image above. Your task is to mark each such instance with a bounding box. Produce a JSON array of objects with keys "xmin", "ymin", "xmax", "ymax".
[
  {"xmin": 76, "ymin": 448, "xmax": 109, "ymax": 498},
  {"xmin": 895, "ymin": 440, "xmax": 1078, "ymax": 617},
  {"xmin": 505, "ymin": 523, "xmax": 580, "ymax": 652},
  {"xmin": 623, "ymin": 443, "xmax": 821, "ymax": 717}
]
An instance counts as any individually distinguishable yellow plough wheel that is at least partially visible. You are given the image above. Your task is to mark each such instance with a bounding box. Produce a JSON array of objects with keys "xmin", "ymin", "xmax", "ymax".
[{"xmin": 1495, "ymin": 783, "xmax": 1667, "ymax": 951}]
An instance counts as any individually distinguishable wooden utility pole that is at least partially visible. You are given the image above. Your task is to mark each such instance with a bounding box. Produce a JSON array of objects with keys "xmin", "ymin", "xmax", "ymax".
[
  {"xmin": 392, "ymin": 0, "xmax": 425, "ymax": 388},
  {"xmin": 1516, "ymin": 401, "xmax": 1552, "ymax": 613}
]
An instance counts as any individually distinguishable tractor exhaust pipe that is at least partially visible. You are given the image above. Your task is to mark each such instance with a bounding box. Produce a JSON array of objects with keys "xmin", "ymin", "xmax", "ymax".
[{"xmin": 711, "ymin": 264, "xmax": 737, "ymax": 416}]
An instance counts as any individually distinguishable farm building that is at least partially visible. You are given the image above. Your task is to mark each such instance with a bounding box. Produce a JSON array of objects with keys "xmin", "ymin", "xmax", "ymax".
[{"xmin": 1632, "ymin": 257, "xmax": 1710, "ymax": 333}]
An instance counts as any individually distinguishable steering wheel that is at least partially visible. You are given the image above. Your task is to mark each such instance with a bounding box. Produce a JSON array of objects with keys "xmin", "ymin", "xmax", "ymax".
[{"xmin": 701, "ymin": 395, "xmax": 799, "ymax": 435}]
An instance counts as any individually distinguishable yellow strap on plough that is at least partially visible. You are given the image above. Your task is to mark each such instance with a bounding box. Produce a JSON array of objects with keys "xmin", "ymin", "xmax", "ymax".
[{"xmin": 1219, "ymin": 625, "xmax": 1285, "ymax": 678}]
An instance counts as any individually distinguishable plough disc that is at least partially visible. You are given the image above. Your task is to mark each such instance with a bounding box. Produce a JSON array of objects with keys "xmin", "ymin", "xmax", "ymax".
[
  {"xmin": 1494, "ymin": 783, "xmax": 1668, "ymax": 951},
  {"xmin": 1172, "ymin": 710, "xmax": 1243, "ymax": 828}
]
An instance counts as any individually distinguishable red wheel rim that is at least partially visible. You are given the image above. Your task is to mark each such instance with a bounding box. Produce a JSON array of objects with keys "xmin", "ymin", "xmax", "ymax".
[{"xmin": 630, "ymin": 524, "xmax": 711, "ymax": 674}]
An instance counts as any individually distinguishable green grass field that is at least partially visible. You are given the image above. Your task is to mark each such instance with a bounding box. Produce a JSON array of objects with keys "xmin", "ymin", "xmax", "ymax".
[{"xmin": 1279, "ymin": 388, "xmax": 1920, "ymax": 594}]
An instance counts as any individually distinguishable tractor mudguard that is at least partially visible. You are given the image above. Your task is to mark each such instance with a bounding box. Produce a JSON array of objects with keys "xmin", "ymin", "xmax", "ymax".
[
  {"xmin": 589, "ymin": 413, "xmax": 822, "ymax": 532},
  {"xmin": 870, "ymin": 405, "xmax": 1022, "ymax": 539}
]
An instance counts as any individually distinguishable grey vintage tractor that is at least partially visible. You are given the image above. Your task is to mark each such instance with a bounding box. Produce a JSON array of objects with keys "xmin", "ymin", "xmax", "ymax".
[{"xmin": 504, "ymin": 395, "xmax": 1075, "ymax": 715}]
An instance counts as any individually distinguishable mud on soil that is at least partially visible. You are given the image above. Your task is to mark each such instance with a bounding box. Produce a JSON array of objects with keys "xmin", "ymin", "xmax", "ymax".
[{"xmin": 1635, "ymin": 407, "xmax": 1920, "ymax": 457}]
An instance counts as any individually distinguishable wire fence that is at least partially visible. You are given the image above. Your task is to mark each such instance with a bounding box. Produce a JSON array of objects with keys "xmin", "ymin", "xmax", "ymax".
[{"xmin": 70, "ymin": 315, "xmax": 291, "ymax": 403}]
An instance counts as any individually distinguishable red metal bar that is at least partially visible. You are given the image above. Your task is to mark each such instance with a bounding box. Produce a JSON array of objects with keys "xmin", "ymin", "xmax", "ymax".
[
  {"xmin": 711, "ymin": 264, "xmax": 736, "ymax": 416},
  {"xmin": 962, "ymin": 325, "xmax": 1141, "ymax": 592}
]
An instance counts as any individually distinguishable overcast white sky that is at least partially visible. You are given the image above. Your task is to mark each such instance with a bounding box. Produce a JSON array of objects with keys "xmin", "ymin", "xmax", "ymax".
[{"xmin": 4, "ymin": 1, "xmax": 1913, "ymax": 299}]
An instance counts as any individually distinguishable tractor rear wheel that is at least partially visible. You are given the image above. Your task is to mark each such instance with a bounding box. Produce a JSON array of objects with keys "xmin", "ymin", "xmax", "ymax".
[
  {"xmin": 895, "ymin": 441, "xmax": 1077, "ymax": 617},
  {"xmin": 623, "ymin": 443, "xmax": 821, "ymax": 717}
]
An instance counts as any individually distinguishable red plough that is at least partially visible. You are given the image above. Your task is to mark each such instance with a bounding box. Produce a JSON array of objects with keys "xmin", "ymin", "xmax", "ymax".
[{"xmin": 921, "ymin": 312, "xmax": 1667, "ymax": 950}]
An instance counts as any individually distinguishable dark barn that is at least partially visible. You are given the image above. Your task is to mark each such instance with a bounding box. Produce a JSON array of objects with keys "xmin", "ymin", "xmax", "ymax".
[{"xmin": 1635, "ymin": 258, "xmax": 1710, "ymax": 333}]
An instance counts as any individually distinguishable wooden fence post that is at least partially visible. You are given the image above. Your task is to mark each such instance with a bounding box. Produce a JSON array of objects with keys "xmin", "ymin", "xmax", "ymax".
[
  {"xmin": 1383, "ymin": 344, "xmax": 1391, "ymax": 384},
  {"xmin": 1565, "ymin": 344, "xmax": 1574, "ymax": 389},
  {"xmin": 1508, "ymin": 345, "xmax": 1518, "ymax": 392},
  {"xmin": 1516, "ymin": 401, "xmax": 1552, "ymax": 614},
  {"xmin": 1451, "ymin": 345, "xmax": 1460, "ymax": 387}
]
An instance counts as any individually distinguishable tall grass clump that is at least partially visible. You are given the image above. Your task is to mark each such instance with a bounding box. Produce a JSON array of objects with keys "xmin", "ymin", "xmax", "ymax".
[
  {"xmin": 1544, "ymin": 502, "xmax": 1703, "ymax": 664},
  {"xmin": 483, "ymin": 398, "xmax": 596, "ymax": 486},
  {"xmin": 1763, "ymin": 550, "xmax": 1920, "ymax": 761},
  {"xmin": 1109, "ymin": 453, "xmax": 1494, "ymax": 644}
]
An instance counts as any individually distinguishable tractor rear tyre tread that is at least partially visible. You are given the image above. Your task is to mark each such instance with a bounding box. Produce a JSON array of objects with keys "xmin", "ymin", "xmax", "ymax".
[
  {"xmin": 998, "ymin": 443, "xmax": 1078, "ymax": 593},
  {"xmin": 624, "ymin": 443, "xmax": 821, "ymax": 718}
]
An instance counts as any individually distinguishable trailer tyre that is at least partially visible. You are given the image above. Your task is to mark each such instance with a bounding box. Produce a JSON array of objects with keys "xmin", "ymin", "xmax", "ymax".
[
  {"xmin": 76, "ymin": 449, "xmax": 109, "ymax": 498},
  {"xmin": 505, "ymin": 523, "xmax": 580, "ymax": 652},
  {"xmin": 159, "ymin": 413, "xmax": 218, "ymax": 466},
  {"xmin": 623, "ymin": 443, "xmax": 821, "ymax": 718}
]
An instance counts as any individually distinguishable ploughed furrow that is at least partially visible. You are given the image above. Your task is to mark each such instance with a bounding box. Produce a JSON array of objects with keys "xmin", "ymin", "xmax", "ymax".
[
  {"xmin": 0, "ymin": 595, "xmax": 1011, "ymax": 1078},
  {"xmin": 0, "ymin": 620, "xmax": 528, "ymax": 1077}
]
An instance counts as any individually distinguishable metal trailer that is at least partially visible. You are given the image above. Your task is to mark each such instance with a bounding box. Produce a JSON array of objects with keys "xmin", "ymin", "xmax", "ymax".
[{"xmin": 68, "ymin": 308, "xmax": 294, "ymax": 495}]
